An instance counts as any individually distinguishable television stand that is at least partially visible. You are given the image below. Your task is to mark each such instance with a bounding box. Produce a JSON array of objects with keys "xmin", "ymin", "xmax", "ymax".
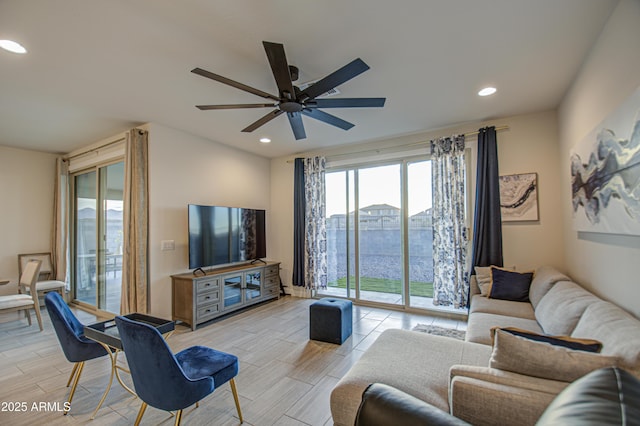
[
  {"xmin": 250, "ymin": 258, "xmax": 267, "ymax": 265},
  {"xmin": 171, "ymin": 261, "xmax": 281, "ymax": 331}
]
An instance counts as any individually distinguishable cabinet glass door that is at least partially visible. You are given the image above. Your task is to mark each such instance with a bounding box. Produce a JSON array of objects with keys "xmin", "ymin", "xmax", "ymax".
[
  {"xmin": 223, "ymin": 274, "xmax": 243, "ymax": 309},
  {"xmin": 245, "ymin": 271, "xmax": 261, "ymax": 301}
]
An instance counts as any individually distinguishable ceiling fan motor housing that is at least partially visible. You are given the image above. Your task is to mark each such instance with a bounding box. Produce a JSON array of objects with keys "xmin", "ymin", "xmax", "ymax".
[{"xmin": 280, "ymin": 101, "xmax": 304, "ymax": 113}]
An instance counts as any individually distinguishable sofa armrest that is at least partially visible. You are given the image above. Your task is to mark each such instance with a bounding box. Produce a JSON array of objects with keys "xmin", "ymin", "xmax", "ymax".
[
  {"xmin": 449, "ymin": 376, "xmax": 558, "ymax": 426},
  {"xmin": 450, "ymin": 365, "xmax": 570, "ymax": 395}
]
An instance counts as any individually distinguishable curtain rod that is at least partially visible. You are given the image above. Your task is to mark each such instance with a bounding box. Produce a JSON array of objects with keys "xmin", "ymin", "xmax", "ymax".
[
  {"xmin": 285, "ymin": 125, "xmax": 509, "ymax": 163},
  {"xmin": 65, "ymin": 128, "xmax": 146, "ymax": 161}
]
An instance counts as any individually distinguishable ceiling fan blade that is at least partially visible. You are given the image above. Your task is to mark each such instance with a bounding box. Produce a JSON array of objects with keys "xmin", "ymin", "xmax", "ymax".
[
  {"xmin": 196, "ymin": 103, "xmax": 276, "ymax": 110},
  {"xmin": 287, "ymin": 112, "xmax": 306, "ymax": 140},
  {"xmin": 302, "ymin": 108, "xmax": 354, "ymax": 130},
  {"xmin": 262, "ymin": 41, "xmax": 296, "ymax": 100},
  {"xmin": 307, "ymin": 98, "xmax": 386, "ymax": 108},
  {"xmin": 301, "ymin": 58, "xmax": 370, "ymax": 100},
  {"xmin": 242, "ymin": 109, "xmax": 284, "ymax": 132},
  {"xmin": 191, "ymin": 67, "xmax": 279, "ymax": 101}
]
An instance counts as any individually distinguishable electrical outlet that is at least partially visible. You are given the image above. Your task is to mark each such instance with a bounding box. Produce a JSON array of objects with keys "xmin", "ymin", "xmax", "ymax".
[{"xmin": 161, "ymin": 240, "xmax": 175, "ymax": 251}]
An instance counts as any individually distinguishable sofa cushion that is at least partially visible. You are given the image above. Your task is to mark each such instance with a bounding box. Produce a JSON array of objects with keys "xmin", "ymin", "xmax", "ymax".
[
  {"xmin": 535, "ymin": 281, "xmax": 601, "ymax": 335},
  {"xmin": 489, "ymin": 328, "xmax": 620, "ymax": 382},
  {"xmin": 469, "ymin": 294, "xmax": 535, "ymax": 320},
  {"xmin": 572, "ymin": 301, "xmax": 640, "ymax": 376},
  {"xmin": 488, "ymin": 268, "xmax": 533, "ymax": 302},
  {"xmin": 474, "ymin": 266, "xmax": 493, "ymax": 296},
  {"xmin": 329, "ymin": 329, "xmax": 492, "ymax": 426},
  {"xmin": 465, "ymin": 312, "xmax": 542, "ymax": 345},
  {"xmin": 528, "ymin": 266, "xmax": 570, "ymax": 309}
]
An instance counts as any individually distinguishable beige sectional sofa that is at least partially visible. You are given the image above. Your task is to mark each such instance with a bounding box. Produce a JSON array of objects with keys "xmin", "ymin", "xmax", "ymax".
[{"xmin": 330, "ymin": 266, "xmax": 640, "ymax": 426}]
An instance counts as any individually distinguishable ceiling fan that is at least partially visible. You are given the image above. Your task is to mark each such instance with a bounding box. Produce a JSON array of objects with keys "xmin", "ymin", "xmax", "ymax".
[{"xmin": 191, "ymin": 41, "xmax": 386, "ymax": 140}]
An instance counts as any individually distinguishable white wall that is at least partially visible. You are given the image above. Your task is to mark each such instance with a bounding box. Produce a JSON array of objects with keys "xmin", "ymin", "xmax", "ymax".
[
  {"xmin": 0, "ymin": 146, "xmax": 57, "ymax": 295},
  {"xmin": 270, "ymin": 109, "xmax": 564, "ymax": 295},
  {"xmin": 147, "ymin": 123, "xmax": 271, "ymax": 317},
  {"xmin": 558, "ymin": 0, "xmax": 640, "ymax": 318}
]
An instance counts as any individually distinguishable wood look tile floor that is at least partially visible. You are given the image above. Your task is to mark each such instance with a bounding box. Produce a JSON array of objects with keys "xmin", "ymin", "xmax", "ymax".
[{"xmin": 0, "ymin": 297, "xmax": 467, "ymax": 426}]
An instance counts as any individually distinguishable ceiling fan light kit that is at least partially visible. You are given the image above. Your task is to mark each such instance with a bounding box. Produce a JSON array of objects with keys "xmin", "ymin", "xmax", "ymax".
[{"xmin": 192, "ymin": 41, "xmax": 385, "ymax": 140}]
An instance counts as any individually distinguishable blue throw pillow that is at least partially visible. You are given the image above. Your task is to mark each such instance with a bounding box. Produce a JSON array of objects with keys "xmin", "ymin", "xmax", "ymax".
[{"xmin": 489, "ymin": 268, "xmax": 533, "ymax": 302}]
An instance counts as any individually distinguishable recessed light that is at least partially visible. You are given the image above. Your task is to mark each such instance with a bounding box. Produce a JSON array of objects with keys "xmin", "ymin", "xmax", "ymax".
[
  {"xmin": 0, "ymin": 39, "xmax": 27, "ymax": 54},
  {"xmin": 259, "ymin": 137, "xmax": 271, "ymax": 144},
  {"xmin": 478, "ymin": 87, "xmax": 497, "ymax": 97}
]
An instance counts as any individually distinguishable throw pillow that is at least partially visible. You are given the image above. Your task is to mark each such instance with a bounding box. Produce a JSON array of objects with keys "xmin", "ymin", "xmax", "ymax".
[
  {"xmin": 474, "ymin": 266, "xmax": 493, "ymax": 296},
  {"xmin": 490, "ymin": 326, "xmax": 603, "ymax": 352},
  {"xmin": 489, "ymin": 328, "xmax": 619, "ymax": 382},
  {"xmin": 488, "ymin": 268, "xmax": 533, "ymax": 302}
]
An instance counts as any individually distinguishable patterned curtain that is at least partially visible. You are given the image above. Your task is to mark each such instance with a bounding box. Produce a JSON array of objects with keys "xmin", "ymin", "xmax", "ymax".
[
  {"xmin": 303, "ymin": 156, "xmax": 328, "ymax": 290},
  {"xmin": 121, "ymin": 129, "xmax": 149, "ymax": 314},
  {"xmin": 431, "ymin": 135, "xmax": 468, "ymax": 308}
]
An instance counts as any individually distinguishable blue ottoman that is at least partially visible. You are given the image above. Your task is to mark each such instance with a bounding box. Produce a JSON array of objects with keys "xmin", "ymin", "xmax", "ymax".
[{"xmin": 309, "ymin": 298, "xmax": 353, "ymax": 344}]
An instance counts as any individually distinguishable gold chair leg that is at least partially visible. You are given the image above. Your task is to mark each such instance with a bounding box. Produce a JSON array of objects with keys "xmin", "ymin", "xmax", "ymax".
[
  {"xmin": 65, "ymin": 361, "xmax": 85, "ymax": 415},
  {"xmin": 134, "ymin": 402, "xmax": 147, "ymax": 426},
  {"xmin": 229, "ymin": 378, "xmax": 243, "ymax": 424},
  {"xmin": 174, "ymin": 409, "xmax": 183, "ymax": 426},
  {"xmin": 66, "ymin": 363, "xmax": 80, "ymax": 387}
]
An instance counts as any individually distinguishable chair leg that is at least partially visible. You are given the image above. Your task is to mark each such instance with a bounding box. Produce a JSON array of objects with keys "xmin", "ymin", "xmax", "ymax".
[
  {"xmin": 134, "ymin": 402, "xmax": 147, "ymax": 426},
  {"xmin": 33, "ymin": 304, "xmax": 44, "ymax": 331},
  {"xmin": 174, "ymin": 409, "xmax": 183, "ymax": 426},
  {"xmin": 229, "ymin": 378, "xmax": 243, "ymax": 424},
  {"xmin": 66, "ymin": 363, "xmax": 80, "ymax": 387},
  {"xmin": 65, "ymin": 361, "xmax": 85, "ymax": 415}
]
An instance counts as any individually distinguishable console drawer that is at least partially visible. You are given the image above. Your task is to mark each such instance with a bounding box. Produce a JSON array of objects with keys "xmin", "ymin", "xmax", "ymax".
[
  {"xmin": 265, "ymin": 265, "xmax": 279, "ymax": 276},
  {"xmin": 196, "ymin": 290, "xmax": 219, "ymax": 305},
  {"xmin": 196, "ymin": 278, "xmax": 219, "ymax": 294},
  {"xmin": 197, "ymin": 304, "xmax": 220, "ymax": 321},
  {"xmin": 265, "ymin": 276, "xmax": 278, "ymax": 286}
]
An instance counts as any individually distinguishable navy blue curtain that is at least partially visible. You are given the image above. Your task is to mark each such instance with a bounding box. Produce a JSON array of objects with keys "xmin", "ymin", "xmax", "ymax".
[
  {"xmin": 471, "ymin": 126, "xmax": 503, "ymax": 269},
  {"xmin": 292, "ymin": 158, "xmax": 305, "ymax": 287}
]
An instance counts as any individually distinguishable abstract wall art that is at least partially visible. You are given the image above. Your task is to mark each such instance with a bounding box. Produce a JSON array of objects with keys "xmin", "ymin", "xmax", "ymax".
[
  {"xmin": 499, "ymin": 172, "xmax": 539, "ymax": 222},
  {"xmin": 571, "ymin": 88, "xmax": 640, "ymax": 236}
]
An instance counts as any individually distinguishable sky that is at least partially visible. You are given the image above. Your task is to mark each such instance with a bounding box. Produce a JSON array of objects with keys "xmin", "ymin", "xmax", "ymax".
[{"xmin": 325, "ymin": 160, "xmax": 432, "ymax": 217}]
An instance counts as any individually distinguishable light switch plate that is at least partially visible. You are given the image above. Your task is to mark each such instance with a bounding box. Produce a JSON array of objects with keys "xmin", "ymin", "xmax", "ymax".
[{"xmin": 161, "ymin": 240, "xmax": 175, "ymax": 251}]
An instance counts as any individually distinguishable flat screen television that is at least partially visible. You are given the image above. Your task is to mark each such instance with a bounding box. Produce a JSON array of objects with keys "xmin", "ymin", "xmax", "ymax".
[{"xmin": 188, "ymin": 204, "xmax": 266, "ymax": 269}]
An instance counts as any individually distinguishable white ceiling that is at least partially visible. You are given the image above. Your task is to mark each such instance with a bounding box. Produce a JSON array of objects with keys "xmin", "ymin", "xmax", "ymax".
[{"xmin": 0, "ymin": 0, "xmax": 618, "ymax": 158}]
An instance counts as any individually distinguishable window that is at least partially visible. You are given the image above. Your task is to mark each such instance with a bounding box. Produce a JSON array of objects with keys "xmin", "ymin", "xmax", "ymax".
[
  {"xmin": 72, "ymin": 161, "xmax": 124, "ymax": 313},
  {"xmin": 320, "ymin": 158, "xmax": 436, "ymax": 309}
]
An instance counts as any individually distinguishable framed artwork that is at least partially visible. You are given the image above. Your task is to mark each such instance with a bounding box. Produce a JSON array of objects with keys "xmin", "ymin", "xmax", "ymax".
[
  {"xmin": 571, "ymin": 87, "xmax": 640, "ymax": 235},
  {"xmin": 499, "ymin": 172, "xmax": 539, "ymax": 222}
]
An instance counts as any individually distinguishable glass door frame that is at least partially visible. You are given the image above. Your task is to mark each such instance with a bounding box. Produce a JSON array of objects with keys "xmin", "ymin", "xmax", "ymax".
[
  {"xmin": 69, "ymin": 158, "xmax": 124, "ymax": 316},
  {"xmin": 323, "ymin": 155, "xmax": 433, "ymax": 311}
]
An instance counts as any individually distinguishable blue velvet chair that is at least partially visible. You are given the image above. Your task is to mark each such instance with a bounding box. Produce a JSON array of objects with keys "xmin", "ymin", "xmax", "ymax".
[
  {"xmin": 115, "ymin": 315, "xmax": 243, "ymax": 425},
  {"xmin": 45, "ymin": 292, "xmax": 110, "ymax": 414}
]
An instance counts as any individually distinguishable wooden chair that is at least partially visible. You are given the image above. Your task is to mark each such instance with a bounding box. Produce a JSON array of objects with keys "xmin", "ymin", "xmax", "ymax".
[
  {"xmin": 0, "ymin": 259, "xmax": 44, "ymax": 331},
  {"xmin": 18, "ymin": 253, "xmax": 65, "ymax": 302}
]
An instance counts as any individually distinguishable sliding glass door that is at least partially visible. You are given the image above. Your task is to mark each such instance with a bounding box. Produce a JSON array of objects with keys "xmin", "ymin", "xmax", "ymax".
[
  {"xmin": 73, "ymin": 161, "xmax": 124, "ymax": 313},
  {"xmin": 322, "ymin": 158, "xmax": 434, "ymax": 309}
]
